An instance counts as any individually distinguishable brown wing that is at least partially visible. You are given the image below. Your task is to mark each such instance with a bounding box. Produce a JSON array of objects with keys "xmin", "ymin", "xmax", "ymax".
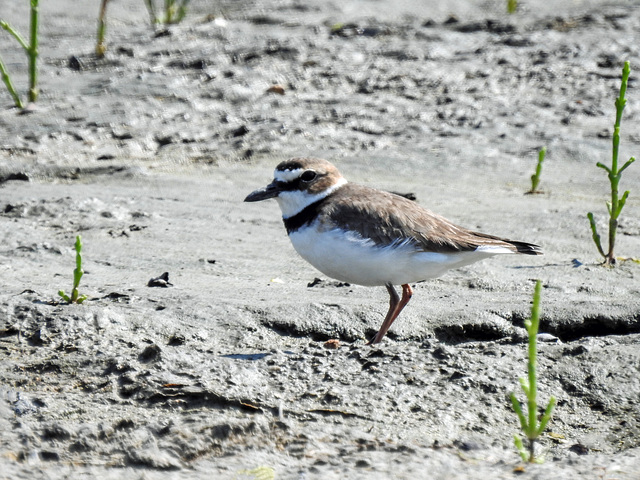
[{"xmin": 320, "ymin": 184, "xmax": 541, "ymax": 255}]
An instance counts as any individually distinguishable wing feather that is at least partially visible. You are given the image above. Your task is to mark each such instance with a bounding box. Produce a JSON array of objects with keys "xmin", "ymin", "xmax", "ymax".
[{"xmin": 319, "ymin": 184, "xmax": 541, "ymax": 255}]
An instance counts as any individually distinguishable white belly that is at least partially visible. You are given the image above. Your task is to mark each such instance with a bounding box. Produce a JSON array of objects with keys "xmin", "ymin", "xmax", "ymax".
[{"xmin": 288, "ymin": 225, "xmax": 499, "ymax": 286}]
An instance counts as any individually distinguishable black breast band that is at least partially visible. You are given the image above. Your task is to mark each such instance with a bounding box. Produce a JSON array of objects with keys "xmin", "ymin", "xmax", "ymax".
[{"xmin": 283, "ymin": 195, "xmax": 332, "ymax": 234}]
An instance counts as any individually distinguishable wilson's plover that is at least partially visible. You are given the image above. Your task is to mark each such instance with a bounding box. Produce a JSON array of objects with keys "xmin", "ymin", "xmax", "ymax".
[{"xmin": 245, "ymin": 157, "xmax": 542, "ymax": 344}]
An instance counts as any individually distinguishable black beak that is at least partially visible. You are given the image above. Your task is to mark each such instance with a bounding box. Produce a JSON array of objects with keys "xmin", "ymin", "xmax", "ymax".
[{"xmin": 244, "ymin": 180, "xmax": 281, "ymax": 202}]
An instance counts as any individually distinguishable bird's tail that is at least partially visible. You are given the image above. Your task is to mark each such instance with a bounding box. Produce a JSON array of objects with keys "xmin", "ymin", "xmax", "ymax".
[{"xmin": 507, "ymin": 240, "xmax": 543, "ymax": 255}]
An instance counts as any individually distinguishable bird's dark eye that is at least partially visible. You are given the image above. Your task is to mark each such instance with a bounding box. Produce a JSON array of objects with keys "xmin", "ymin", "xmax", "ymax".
[{"xmin": 300, "ymin": 170, "xmax": 317, "ymax": 182}]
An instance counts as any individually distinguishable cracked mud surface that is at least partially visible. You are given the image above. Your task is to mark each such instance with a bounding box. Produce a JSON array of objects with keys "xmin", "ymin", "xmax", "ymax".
[{"xmin": 1, "ymin": 0, "xmax": 640, "ymax": 478}]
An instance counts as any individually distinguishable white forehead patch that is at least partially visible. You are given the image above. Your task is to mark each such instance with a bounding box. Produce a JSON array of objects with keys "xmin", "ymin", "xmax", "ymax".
[{"xmin": 274, "ymin": 168, "xmax": 303, "ymax": 183}]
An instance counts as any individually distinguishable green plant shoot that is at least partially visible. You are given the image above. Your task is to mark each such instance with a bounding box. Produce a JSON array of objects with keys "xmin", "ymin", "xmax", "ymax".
[
  {"xmin": 59, "ymin": 235, "xmax": 88, "ymax": 304},
  {"xmin": 0, "ymin": 0, "xmax": 39, "ymax": 108},
  {"xmin": 588, "ymin": 61, "xmax": 636, "ymax": 265},
  {"xmin": 164, "ymin": 0, "xmax": 190, "ymax": 24},
  {"xmin": 510, "ymin": 280, "xmax": 556, "ymax": 463},
  {"xmin": 96, "ymin": 0, "xmax": 189, "ymax": 58},
  {"xmin": 507, "ymin": 0, "xmax": 518, "ymax": 14},
  {"xmin": 144, "ymin": 0, "xmax": 190, "ymax": 25},
  {"xmin": 236, "ymin": 466, "xmax": 275, "ymax": 480},
  {"xmin": 529, "ymin": 147, "xmax": 546, "ymax": 194},
  {"xmin": 96, "ymin": 0, "xmax": 111, "ymax": 58},
  {"xmin": 0, "ymin": 56, "xmax": 23, "ymax": 108}
]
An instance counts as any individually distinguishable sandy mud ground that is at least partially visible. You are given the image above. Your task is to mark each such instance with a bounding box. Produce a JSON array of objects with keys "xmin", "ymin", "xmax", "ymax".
[{"xmin": 1, "ymin": 0, "xmax": 640, "ymax": 478}]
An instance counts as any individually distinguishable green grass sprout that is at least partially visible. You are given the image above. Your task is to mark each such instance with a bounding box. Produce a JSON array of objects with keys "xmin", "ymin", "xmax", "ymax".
[
  {"xmin": 0, "ymin": 0, "xmax": 39, "ymax": 108},
  {"xmin": 236, "ymin": 466, "xmax": 275, "ymax": 480},
  {"xmin": 588, "ymin": 61, "xmax": 636, "ymax": 265},
  {"xmin": 164, "ymin": 0, "xmax": 190, "ymax": 24},
  {"xmin": 507, "ymin": 0, "xmax": 518, "ymax": 14},
  {"xmin": 145, "ymin": 0, "xmax": 190, "ymax": 25},
  {"xmin": 528, "ymin": 147, "xmax": 546, "ymax": 194},
  {"xmin": 58, "ymin": 235, "xmax": 88, "ymax": 304},
  {"xmin": 143, "ymin": 0, "xmax": 158, "ymax": 26},
  {"xmin": 0, "ymin": 56, "xmax": 23, "ymax": 108},
  {"xmin": 510, "ymin": 280, "xmax": 556, "ymax": 463},
  {"xmin": 97, "ymin": 0, "xmax": 188, "ymax": 58},
  {"xmin": 96, "ymin": 0, "xmax": 111, "ymax": 58}
]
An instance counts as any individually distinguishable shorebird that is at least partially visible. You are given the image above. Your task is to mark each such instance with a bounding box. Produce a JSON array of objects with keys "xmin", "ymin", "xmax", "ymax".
[{"xmin": 244, "ymin": 157, "xmax": 542, "ymax": 344}]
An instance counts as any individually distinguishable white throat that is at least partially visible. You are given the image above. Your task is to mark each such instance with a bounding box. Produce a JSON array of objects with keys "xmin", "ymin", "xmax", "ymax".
[{"xmin": 276, "ymin": 177, "xmax": 347, "ymax": 219}]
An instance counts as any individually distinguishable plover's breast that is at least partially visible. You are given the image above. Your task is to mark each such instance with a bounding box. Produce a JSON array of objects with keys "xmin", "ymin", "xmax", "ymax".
[{"xmin": 288, "ymin": 223, "xmax": 497, "ymax": 287}]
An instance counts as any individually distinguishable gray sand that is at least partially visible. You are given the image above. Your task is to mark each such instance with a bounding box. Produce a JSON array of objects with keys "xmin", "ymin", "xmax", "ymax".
[{"xmin": 1, "ymin": 0, "xmax": 639, "ymax": 478}]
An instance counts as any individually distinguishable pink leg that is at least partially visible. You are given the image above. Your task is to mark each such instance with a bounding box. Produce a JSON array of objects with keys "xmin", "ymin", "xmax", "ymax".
[{"xmin": 367, "ymin": 284, "xmax": 413, "ymax": 345}]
